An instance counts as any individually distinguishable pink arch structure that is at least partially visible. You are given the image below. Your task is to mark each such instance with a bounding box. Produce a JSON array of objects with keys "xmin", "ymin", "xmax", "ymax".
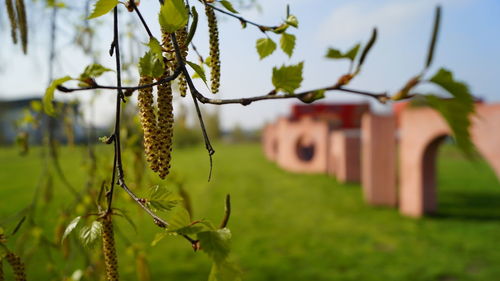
[
  {"xmin": 261, "ymin": 104, "xmax": 500, "ymax": 218},
  {"xmin": 399, "ymin": 104, "xmax": 500, "ymax": 217},
  {"xmin": 262, "ymin": 117, "xmax": 330, "ymax": 174}
]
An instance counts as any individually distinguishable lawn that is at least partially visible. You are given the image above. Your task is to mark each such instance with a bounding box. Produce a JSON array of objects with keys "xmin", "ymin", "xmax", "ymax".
[{"xmin": 0, "ymin": 143, "xmax": 499, "ymax": 281}]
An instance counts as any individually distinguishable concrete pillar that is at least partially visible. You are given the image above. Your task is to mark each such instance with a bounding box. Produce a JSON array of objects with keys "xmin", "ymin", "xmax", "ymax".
[
  {"xmin": 361, "ymin": 113, "xmax": 397, "ymax": 207},
  {"xmin": 329, "ymin": 130, "xmax": 361, "ymax": 183},
  {"xmin": 471, "ymin": 104, "xmax": 500, "ymax": 180}
]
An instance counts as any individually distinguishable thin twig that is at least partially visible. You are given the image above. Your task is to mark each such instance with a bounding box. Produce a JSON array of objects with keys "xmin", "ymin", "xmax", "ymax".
[
  {"xmin": 171, "ymin": 32, "xmax": 215, "ymax": 181},
  {"xmin": 194, "ymin": 86, "xmax": 388, "ymax": 106},
  {"xmin": 106, "ymin": 7, "xmax": 124, "ymax": 214},
  {"xmin": 116, "ymin": 178, "xmax": 199, "ymax": 247},
  {"xmin": 117, "ymin": 179, "xmax": 169, "ymax": 228},
  {"xmin": 56, "ymin": 66, "xmax": 183, "ymax": 93},
  {"xmin": 205, "ymin": 2, "xmax": 278, "ymax": 32},
  {"xmin": 98, "ymin": 4, "xmax": 199, "ymax": 248},
  {"xmin": 131, "ymin": 1, "xmax": 154, "ymax": 39},
  {"xmin": 190, "ymin": 42, "xmax": 204, "ymax": 63}
]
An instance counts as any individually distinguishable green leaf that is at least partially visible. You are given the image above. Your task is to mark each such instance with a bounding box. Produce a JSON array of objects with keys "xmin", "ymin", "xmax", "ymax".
[
  {"xmin": 272, "ymin": 24, "xmax": 289, "ymax": 34},
  {"xmin": 198, "ymin": 228, "xmax": 232, "ymax": 263},
  {"xmin": 186, "ymin": 61, "xmax": 207, "ymax": 84},
  {"xmin": 345, "ymin": 44, "xmax": 360, "ymax": 61},
  {"xmin": 240, "ymin": 20, "xmax": 247, "ymax": 29},
  {"xmin": 167, "ymin": 205, "xmax": 192, "ymax": 230},
  {"xmin": 147, "ymin": 38, "xmax": 163, "ymax": 57},
  {"xmin": 46, "ymin": 0, "xmax": 66, "ymax": 8},
  {"xmin": 325, "ymin": 44, "xmax": 360, "ymax": 61},
  {"xmin": 430, "ymin": 68, "xmax": 474, "ymax": 109},
  {"xmin": 149, "ymin": 199, "xmax": 178, "ymax": 213},
  {"xmin": 256, "ymin": 38, "xmax": 277, "ymax": 60},
  {"xmin": 158, "ymin": 0, "xmax": 189, "ymax": 33},
  {"xmin": 147, "ymin": 186, "xmax": 182, "ymax": 213},
  {"xmin": 172, "ymin": 224, "xmax": 205, "ymax": 236},
  {"xmin": 280, "ymin": 33, "xmax": 296, "ymax": 58},
  {"xmin": 79, "ymin": 220, "xmax": 102, "ymax": 248},
  {"xmin": 325, "ymin": 48, "xmax": 343, "ymax": 59},
  {"xmin": 87, "ymin": 0, "xmax": 119, "ymax": 19},
  {"xmin": 285, "ymin": 15, "xmax": 298, "ymax": 28},
  {"xmin": 148, "ymin": 185, "xmax": 180, "ymax": 200},
  {"xmin": 44, "ymin": 76, "xmax": 72, "ymax": 116},
  {"xmin": 427, "ymin": 68, "xmax": 476, "ymax": 157},
  {"xmin": 208, "ymin": 260, "xmax": 242, "ymax": 281},
  {"xmin": 219, "ymin": 0, "xmax": 238, "ymax": 14},
  {"xmin": 148, "ymin": 185, "xmax": 170, "ymax": 200},
  {"xmin": 151, "ymin": 232, "xmax": 167, "ymax": 246},
  {"xmin": 80, "ymin": 63, "xmax": 112, "ymax": 79},
  {"xmin": 272, "ymin": 62, "xmax": 304, "ymax": 94},
  {"xmin": 205, "ymin": 56, "xmax": 212, "ymax": 65},
  {"xmin": 151, "ymin": 62, "xmax": 165, "ymax": 79},
  {"xmin": 61, "ymin": 216, "xmax": 81, "ymax": 242},
  {"xmin": 139, "ymin": 43, "xmax": 164, "ymax": 78},
  {"xmin": 139, "ymin": 52, "xmax": 154, "ymax": 77},
  {"xmin": 299, "ymin": 90, "xmax": 325, "ymax": 104},
  {"xmin": 185, "ymin": 7, "xmax": 198, "ymax": 46}
]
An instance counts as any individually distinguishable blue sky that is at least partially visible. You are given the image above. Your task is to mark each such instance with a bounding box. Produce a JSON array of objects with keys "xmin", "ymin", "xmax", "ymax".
[{"xmin": 1, "ymin": 0, "xmax": 499, "ymax": 130}]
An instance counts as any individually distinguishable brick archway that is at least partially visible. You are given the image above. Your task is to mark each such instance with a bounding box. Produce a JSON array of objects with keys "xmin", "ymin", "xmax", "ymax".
[{"xmin": 399, "ymin": 105, "xmax": 500, "ymax": 217}]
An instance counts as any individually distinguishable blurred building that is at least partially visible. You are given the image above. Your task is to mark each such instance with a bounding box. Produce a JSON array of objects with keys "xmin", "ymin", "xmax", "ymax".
[
  {"xmin": 290, "ymin": 102, "xmax": 370, "ymax": 129},
  {"xmin": 0, "ymin": 97, "xmax": 86, "ymax": 145}
]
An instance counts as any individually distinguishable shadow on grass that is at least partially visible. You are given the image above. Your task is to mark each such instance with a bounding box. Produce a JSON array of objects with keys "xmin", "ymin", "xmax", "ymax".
[{"xmin": 431, "ymin": 191, "xmax": 500, "ymax": 221}]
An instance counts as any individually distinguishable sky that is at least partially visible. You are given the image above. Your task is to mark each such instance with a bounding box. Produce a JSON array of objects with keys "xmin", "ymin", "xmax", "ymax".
[{"xmin": 1, "ymin": 0, "xmax": 500, "ymax": 130}]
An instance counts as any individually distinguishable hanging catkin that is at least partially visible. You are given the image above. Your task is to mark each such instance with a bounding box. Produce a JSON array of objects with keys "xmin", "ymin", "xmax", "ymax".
[
  {"xmin": 175, "ymin": 26, "xmax": 189, "ymax": 97},
  {"xmin": 138, "ymin": 76, "xmax": 160, "ymax": 173},
  {"xmin": 100, "ymin": 215, "xmax": 119, "ymax": 281},
  {"xmin": 205, "ymin": 4, "xmax": 220, "ymax": 94},
  {"xmin": 156, "ymin": 76, "xmax": 174, "ymax": 179},
  {"xmin": 5, "ymin": 252, "xmax": 26, "ymax": 281},
  {"xmin": 5, "ymin": 0, "xmax": 18, "ymax": 44},
  {"xmin": 15, "ymin": 0, "xmax": 27, "ymax": 54},
  {"xmin": 156, "ymin": 32, "xmax": 175, "ymax": 179}
]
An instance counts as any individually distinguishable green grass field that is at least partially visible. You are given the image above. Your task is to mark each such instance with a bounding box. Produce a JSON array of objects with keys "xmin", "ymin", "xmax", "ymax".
[{"xmin": 1, "ymin": 143, "xmax": 500, "ymax": 280}]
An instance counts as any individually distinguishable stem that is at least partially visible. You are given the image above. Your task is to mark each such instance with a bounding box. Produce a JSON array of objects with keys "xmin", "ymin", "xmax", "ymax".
[
  {"xmin": 219, "ymin": 194, "xmax": 231, "ymax": 229},
  {"xmin": 56, "ymin": 66, "xmax": 183, "ymax": 93},
  {"xmin": 98, "ymin": 5, "xmax": 198, "ymax": 248},
  {"xmin": 131, "ymin": 1, "xmax": 154, "ymax": 38},
  {"xmin": 116, "ymin": 178, "xmax": 198, "ymax": 247},
  {"xmin": 204, "ymin": 2, "xmax": 278, "ymax": 32},
  {"xmin": 171, "ymin": 32, "xmax": 215, "ymax": 180},
  {"xmin": 194, "ymin": 86, "xmax": 388, "ymax": 105},
  {"xmin": 106, "ymin": 7, "xmax": 124, "ymax": 214}
]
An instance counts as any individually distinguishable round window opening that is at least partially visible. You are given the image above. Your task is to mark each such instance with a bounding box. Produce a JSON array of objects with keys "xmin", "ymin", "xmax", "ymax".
[{"xmin": 295, "ymin": 135, "xmax": 315, "ymax": 162}]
